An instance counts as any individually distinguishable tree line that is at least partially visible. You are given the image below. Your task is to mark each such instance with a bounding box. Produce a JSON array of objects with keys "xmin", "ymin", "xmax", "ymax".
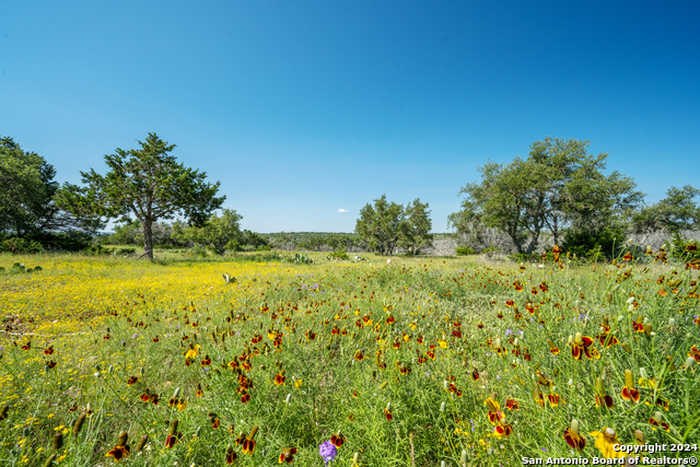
[
  {"xmin": 2, "ymin": 134, "xmax": 698, "ymax": 260},
  {"xmin": 448, "ymin": 137, "xmax": 699, "ymax": 258}
]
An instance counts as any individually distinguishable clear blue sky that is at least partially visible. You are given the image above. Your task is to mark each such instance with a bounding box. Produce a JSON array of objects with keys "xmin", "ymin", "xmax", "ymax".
[{"xmin": 2, "ymin": 1, "xmax": 698, "ymax": 232}]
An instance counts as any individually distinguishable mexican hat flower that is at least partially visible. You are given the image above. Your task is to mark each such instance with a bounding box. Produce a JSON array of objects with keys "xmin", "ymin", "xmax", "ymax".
[
  {"xmin": 589, "ymin": 427, "xmax": 624, "ymax": 458},
  {"xmin": 571, "ymin": 333, "xmax": 599, "ymax": 360},
  {"xmin": 563, "ymin": 419, "xmax": 586, "ymax": 450},
  {"xmin": 620, "ymin": 370, "xmax": 640, "ymax": 403}
]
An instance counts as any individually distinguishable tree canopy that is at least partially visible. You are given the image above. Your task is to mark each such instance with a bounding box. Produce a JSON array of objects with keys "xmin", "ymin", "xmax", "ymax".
[
  {"xmin": 355, "ymin": 195, "xmax": 432, "ymax": 255},
  {"xmin": 632, "ymin": 185, "xmax": 700, "ymax": 233},
  {"xmin": 449, "ymin": 137, "xmax": 643, "ymax": 254},
  {"xmin": 172, "ymin": 209, "xmax": 243, "ymax": 254},
  {"xmin": 57, "ymin": 133, "xmax": 225, "ymax": 259},
  {"xmin": 0, "ymin": 136, "xmax": 98, "ymax": 238}
]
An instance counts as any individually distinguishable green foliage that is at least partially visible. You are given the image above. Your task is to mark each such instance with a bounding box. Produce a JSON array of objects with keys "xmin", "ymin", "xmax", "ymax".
[
  {"xmin": 398, "ymin": 198, "xmax": 433, "ymax": 255},
  {"xmin": 0, "ymin": 137, "xmax": 59, "ymax": 235},
  {"xmin": 0, "ymin": 137, "xmax": 98, "ymax": 240},
  {"xmin": 82, "ymin": 244, "xmax": 114, "ymax": 256},
  {"xmin": 82, "ymin": 245, "xmax": 136, "ymax": 257},
  {"xmin": 109, "ymin": 220, "xmax": 142, "ymax": 245},
  {"xmin": 633, "ymin": 185, "xmax": 700, "ymax": 233},
  {"xmin": 355, "ymin": 195, "xmax": 404, "ymax": 255},
  {"xmin": 666, "ymin": 232, "xmax": 700, "ymax": 262},
  {"xmin": 0, "ymin": 237, "xmax": 44, "ymax": 254},
  {"xmin": 241, "ymin": 252, "xmax": 284, "ymax": 262},
  {"xmin": 56, "ymin": 133, "xmax": 225, "ymax": 260},
  {"xmin": 508, "ymin": 252, "xmax": 542, "ymax": 262},
  {"xmin": 0, "ymin": 262, "xmax": 42, "ymax": 274},
  {"xmin": 327, "ymin": 248, "xmax": 349, "ymax": 261},
  {"xmin": 482, "ymin": 245, "xmax": 500, "ymax": 257},
  {"xmin": 355, "ymin": 195, "xmax": 432, "ymax": 255},
  {"xmin": 172, "ymin": 209, "xmax": 243, "ymax": 255},
  {"xmin": 34, "ymin": 231, "xmax": 93, "ymax": 251},
  {"xmin": 240, "ymin": 230, "xmax": 270, "ymax": 251},
  {"xmin": 561, "ymin": 225, "xmax": 626, "ymax": 260},
  {"xmin": 450, "ymin": 137, "xmax": 642, "ymax": 254},
  {"xmin": 262, "ymin": 232, "xmax": 363, "ymax": 251},
  {"xmin": 2, "ymin": 255, "xmax": 697, "ymax": 465},
  {"xmin": 455, "ymin": 245, "xmax": 475, "ymax": 256},
  {"xmin": 288, "ymin": 253, "xmax": 313, "ymax": 264}
]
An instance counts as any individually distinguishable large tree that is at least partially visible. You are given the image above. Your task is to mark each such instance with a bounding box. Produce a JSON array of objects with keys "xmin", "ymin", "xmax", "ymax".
[
  {"xmin": 398, "ymin": 198, "xmax": 433, "ymax": 255},
  {"xmin": 0, "ymin": 136, "xmax": 97, "ymax": 237},
  {"xmin": 450, "ymin": 138, "xmax": 643, "ymax": 254},
  {"xmin": 449, "ymin": 158, "xmax": 540, "ymax": 253},
  {"xmin": 632, "ymin": 185, "xmax": 700, "ymax": 234},
  {"xmin": 57, "ymin": 133, "xmax": 225, "ymax": 260},
  {"xmin": 172, "ymin": 208, "xmax": 243, "ymax": 254},
  {"xmin": 355, "ymin": 195, "xmax": 432, "ymax": 255},
  {"xmin": 0, "ymin": 137, "xmax": 58, "ymax": 235},
  {"xmin": 355, "ymin": 195, "xmax": 405, "ymax": 255}
]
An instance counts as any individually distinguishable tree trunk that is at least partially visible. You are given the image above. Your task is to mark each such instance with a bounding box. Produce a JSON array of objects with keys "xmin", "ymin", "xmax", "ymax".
[
  {"xmin": 552, "ymin": 216, "xmax": 559, "ymax": 246},
  {"xmin": 142, "ymin": 219, "xmax": 154, "ymax": 261},
  {"xmin": 526, "ymin": 232, "xmax": 540, "ymax": 254}
]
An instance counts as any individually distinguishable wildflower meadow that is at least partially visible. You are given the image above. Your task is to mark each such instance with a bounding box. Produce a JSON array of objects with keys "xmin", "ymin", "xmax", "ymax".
[{"xmin": 0, "ymin": 250, "xmax": 698, "ymax": 466}]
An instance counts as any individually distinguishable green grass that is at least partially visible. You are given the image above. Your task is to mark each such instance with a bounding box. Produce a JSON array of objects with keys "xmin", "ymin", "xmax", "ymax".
[{"xmin": 0, "ymin": 252, "xmax": 698, "ymax": 466}]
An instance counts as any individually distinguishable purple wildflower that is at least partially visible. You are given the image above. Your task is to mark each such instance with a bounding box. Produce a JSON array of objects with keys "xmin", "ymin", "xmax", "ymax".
[
  {"xmin": 505, "ymin": 328, "xmax": 513, "ymax": 336},
  {"xmin": 319, "ymin": 440, "xmax": 337, "ymax": 465}
]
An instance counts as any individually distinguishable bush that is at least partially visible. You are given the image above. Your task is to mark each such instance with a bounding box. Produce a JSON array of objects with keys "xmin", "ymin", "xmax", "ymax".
[
  {"xmin": 82, "ymin": 245, "xmax": 114, "ymax": 256},
  {"xmin": 224, "ymin": 239, "xmax": 240, "ymax": 252},
  {"xmin": 562, "ymin": 226, "xmax": 626, "ymax": 260},
  {"xmin": 455, "ymin": 245, "xmax": 475, "ymax": 256},
  {"xmin": 35, "ymin": 231, "xmax": 92, "ymax": 251},
  {"xmin": 188, "ymin": 245, "xmax": 209, "ymax": 258},
  {"xmin": 509, "ymin": 252, "xmax": 541, "ymax": 263},
  {"xmin": 0, "ymin": 263, "xmax": 42, "ymax": 274},
  {"xmin": 327, "ymin": 249, "xmax": 349, "ymax": 261},
  {"xmin": 0, "ymin": 237, "xmax": 44, "ymax": 254},
  {"xmin": 115, "ymin": 247, "xmax": 136, "ymax": 257},
  {"xmin": 482, "ymin": 245, "xmax": 500, "ymax": 258}
]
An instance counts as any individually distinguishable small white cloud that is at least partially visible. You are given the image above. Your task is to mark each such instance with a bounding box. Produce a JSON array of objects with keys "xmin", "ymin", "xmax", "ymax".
[{"xmin": 337, "ymin": 208, "xmax": 349, "ymax": 213}]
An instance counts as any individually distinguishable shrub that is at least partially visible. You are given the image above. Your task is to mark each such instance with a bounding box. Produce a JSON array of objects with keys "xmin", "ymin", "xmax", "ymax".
[
  {"xmin": 188, "ymin": 245, "xmax": 209, "ymax": 258},
  {"xmin": 0, "ymin": 263, "xmax": 42, "ymax": 274},
  {"xmin": 35, "ymin": 231, "xmax": 92, "ymax": 251},
  {"xmin": 509, "ymin": 252, "xmax": 541, "ymax": 263},
  {"xmin": 482, "ymin": 245, "xmax": 500, "ymax": 258},
  {"xmin": 115, "ymin": 247, "xmax": 136, "ymax": 257},
  {"xmin": 82, "ymin": 245, "xmax": 114, "ymax": 256},
  {"xmin": 562, "ymin": 226, "xmax": 626, "ymax": 260},
  {"xmin": 455, "ymin": 245, "xmax": 475, "ymax": 256},
  {"xmin": 327, "ymin": 249, "xmax": 349, "ymax": 261},
  {"xmin": 0, "ymin": 237, "xmax": 44, "ymax": 254}
]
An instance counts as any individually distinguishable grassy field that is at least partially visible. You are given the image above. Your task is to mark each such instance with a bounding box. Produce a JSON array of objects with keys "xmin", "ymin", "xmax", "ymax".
[{"xmin": 0, "ymin": 251, "xmax": 698, "ymax": 466}]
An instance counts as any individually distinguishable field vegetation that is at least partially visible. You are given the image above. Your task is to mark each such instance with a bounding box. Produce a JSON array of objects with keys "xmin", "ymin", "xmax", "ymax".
[{"xmin": 1, "ymin": 249, "xmax": 698, "ymax": 466}]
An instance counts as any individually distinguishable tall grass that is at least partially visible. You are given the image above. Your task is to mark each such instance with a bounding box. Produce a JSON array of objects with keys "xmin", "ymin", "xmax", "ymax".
[{"xmin": 0, "ymin": 253, "xmax": 697, "ymax": 465}]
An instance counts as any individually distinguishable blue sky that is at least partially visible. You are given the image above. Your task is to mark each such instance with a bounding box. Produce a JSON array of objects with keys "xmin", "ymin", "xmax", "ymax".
[{"xmin": 2, "ymin": 1, "xmax": 698, "ymax": 232}]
